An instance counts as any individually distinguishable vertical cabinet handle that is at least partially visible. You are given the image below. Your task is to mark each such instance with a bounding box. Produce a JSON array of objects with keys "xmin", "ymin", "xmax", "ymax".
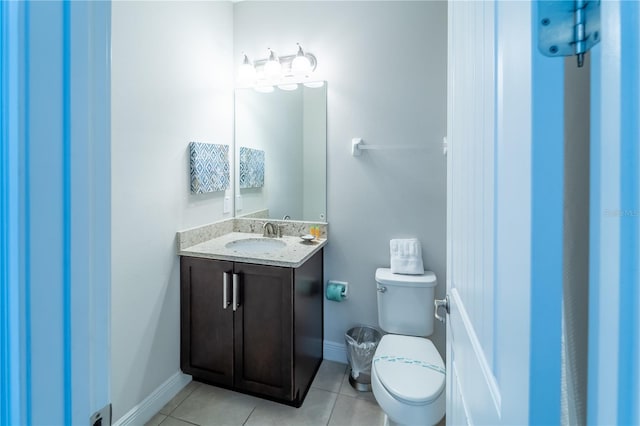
[
  {"xmin": 232, "ymin": 273, "xmax": 240, "ymax": 311},
  {"xmin": 222, "ymin": 272, "xmax": 232, "ymax": 309}
]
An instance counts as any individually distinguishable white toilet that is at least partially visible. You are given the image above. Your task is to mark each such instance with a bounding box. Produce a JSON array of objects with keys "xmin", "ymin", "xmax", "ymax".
[{"xmin": 371, "ymin": 268, "xmax": 445, "ymax": 426}]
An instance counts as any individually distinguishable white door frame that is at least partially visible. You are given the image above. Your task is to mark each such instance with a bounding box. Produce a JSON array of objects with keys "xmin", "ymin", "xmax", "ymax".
[
  {"xmin": 588, "ymin": 1, "xmax": 640, "ymax": 424},
  {"xmin": 1, "ymin": 1, "xmax": 23, "ymax": 424},
  {"xmin": 0, "ymin": 1, "xmax": 111, "ymax": 424}
]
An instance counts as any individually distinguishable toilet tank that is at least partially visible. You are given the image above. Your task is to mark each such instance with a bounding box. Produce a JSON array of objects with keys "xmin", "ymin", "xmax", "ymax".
[{"xmin": 376, "ymin": 268, "xmax": 438, "ymax": 337}]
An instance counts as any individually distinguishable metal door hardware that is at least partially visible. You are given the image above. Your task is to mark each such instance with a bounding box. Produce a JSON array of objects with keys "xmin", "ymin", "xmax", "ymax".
[
  {"xmin": 434, "ymin": 295, "xmax": 450, "ymax": 322},
  {"xmin": 538, "ymin": 0, "xmax": 600, "ymax": 67}
]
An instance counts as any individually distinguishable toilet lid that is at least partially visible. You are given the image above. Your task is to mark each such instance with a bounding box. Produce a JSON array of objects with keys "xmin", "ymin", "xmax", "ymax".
[{"xmin": 373, "ymin": 335, "xmax": 445, "ymax": 404}]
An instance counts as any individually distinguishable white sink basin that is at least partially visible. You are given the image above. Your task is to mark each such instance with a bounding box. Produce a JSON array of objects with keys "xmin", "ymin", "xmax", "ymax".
[{"xmin": 225, "ymin": 238, "xmax": 287, "ymax": 254}]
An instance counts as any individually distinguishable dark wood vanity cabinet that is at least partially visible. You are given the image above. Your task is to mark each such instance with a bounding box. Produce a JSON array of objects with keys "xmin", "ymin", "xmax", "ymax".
[{"xmin": 180, "ymin": 249, "xmax": 323, "ymax": 407}]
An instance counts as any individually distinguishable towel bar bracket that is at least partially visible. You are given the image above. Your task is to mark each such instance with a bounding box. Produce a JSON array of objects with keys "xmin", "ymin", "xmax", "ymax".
[{"xmin": 352, "ymin": 138, "xmax": 364, "ymax": 156}]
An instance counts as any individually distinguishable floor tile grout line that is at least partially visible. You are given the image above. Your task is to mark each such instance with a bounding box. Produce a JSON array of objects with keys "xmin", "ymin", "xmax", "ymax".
[
  {"xmin": 162, "ymin": 381, "xmax": 201, "ymax": 417},
  {"xmin": 337, "ymin": 371, "xmax": 376, "ymax": 401},
  {"xmin": 241, "ymin": 406, "xmax": 257, "ymax": 426},
  {"xmin": 310, "ymin": 365, "xmax": 349, "ymax": 395},
  {"xmin": 169, "ymin": 416, "xmax": 200, "ymax": 426},
  {"xmin": 337, "ymin": 372, "xmax": 351, "ymax": 397},
  {"xmin": 158, "ymin": 416, "xmax": 200, "ymax": 426},
  {"xmin": 325, "ymin": 388, "xmax": 341, "ymax": 426}
]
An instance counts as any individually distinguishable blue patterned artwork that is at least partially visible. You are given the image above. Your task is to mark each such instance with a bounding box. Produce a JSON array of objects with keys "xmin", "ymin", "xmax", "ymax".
[
  {"xmin": 239, "ymin": 147, "xmax": 265, "ymax": 189},
  {"xmin": 189, "ymin": 142, "xmax": 230, "ymax": 194}
]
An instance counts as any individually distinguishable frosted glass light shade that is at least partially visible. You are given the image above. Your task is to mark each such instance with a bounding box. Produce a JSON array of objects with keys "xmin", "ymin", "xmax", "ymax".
[
  {"xmin": 264, "ymin": 49, "xmax": 281, "ymax": 78},
  {"xmin": 291, "ymin": 55, "xmax": 312, "ymax": 75},
  {"xmin": 238, "ymin": 63, "xmax": 256, "ymax": 84}
]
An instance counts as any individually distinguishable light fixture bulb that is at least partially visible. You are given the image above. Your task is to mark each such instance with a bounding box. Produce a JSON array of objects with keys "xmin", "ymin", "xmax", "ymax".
[
  {"xmin": 264, "ymin": 48, "xmax": 281, "ymax": 78},
  {"xmin": 291, "ymin": 44, "xmax": 312, "ymax": 75},
  {"xmin": 238, "ymin": 54, "xmax": 256, "ymax": 84}
]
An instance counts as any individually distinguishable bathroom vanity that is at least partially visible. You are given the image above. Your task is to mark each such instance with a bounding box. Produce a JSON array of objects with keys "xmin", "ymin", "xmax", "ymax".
[{"xmin": 177, "ymin": 219, "xmax": 326, "ymax": 407}]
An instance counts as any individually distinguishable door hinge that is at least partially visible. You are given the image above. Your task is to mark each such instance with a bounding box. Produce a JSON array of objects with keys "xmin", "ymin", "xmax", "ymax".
[{"xmin": 538, "ymin": 0, "xmax": 601, "ymax": 67}]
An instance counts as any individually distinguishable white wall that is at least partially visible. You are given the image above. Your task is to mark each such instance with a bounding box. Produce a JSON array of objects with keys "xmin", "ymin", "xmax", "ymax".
[
  {"xmin": 234, "ymin": 1, "xmax": 448, "ymax": 356},
  {"xmin": 111, "ymin": 1, "xmax": 233, "ymax": 420}
]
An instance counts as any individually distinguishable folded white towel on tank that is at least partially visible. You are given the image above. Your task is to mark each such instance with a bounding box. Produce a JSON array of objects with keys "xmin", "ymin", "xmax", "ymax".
[{"xmin": 390, "ymin": 238, "xmax": 424, "ymax": 275}]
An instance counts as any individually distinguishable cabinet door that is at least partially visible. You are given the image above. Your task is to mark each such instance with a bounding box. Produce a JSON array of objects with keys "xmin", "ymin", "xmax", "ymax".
[
  {"xmin": 181, "ymin": 257, "xmax": 234, "ymax": 386},
  {"xmin": 233, "ymin": 263, "xmax": 294, "ymax": 400}
]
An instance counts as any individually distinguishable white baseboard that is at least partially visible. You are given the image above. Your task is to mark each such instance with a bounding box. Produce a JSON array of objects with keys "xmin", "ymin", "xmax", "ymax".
[
  {"xmin": 323, "ymin": 340, "xmax": 348, "ymax": 364},
  {"xmin": 113, "ymin": 371, "xmax": 191, "ymax": 426}
]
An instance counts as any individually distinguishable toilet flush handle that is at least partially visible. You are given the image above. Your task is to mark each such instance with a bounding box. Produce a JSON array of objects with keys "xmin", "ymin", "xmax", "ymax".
[
  {"xmin": 377, "ymin": 286, "xmax": 387, "ymax": 293},
  {"xmin": 434, "ymin": 295, "xmax": 450, "ymax": 322}
]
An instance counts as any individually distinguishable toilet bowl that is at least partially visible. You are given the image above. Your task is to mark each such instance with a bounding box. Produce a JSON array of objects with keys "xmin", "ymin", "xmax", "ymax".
[
  {"xmin": 372, "ymin": 334, "xmax": 445, "ymax": 425},
  {"xmin": 372, "ymin": 268, "xmax": 445, "ymax": 426}
]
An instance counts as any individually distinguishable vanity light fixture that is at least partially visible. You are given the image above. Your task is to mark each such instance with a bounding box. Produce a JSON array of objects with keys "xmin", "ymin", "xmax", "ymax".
[{"xmin": 237, "ymin": 43, "xmax": 318, "ymax": 90}]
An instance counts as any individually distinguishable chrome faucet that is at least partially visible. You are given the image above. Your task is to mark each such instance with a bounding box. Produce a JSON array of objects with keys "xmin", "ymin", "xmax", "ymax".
[
  {"xmin": 282, "ymin": 215, "xmax": 291, "ymax": 220},
  {"xmin": 263, "ymin": 222, "xmax": 277, "ymax": 238}
]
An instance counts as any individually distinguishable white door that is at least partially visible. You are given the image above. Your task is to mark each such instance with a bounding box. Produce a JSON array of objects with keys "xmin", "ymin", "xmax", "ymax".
[
  {"xmin": 0, "ymin": 1, "xmax": 112, "ymax": 424},
  {"xmin": 446, "ymin": 1, "xmax": 565, "ymax": 424},
  {"xmin": 447, "ymin": 1, "xmax": 640, "ymax": 425},
  {"xmin": 587, "ymin": 1, "xmax": 640, "ymax": 424}
]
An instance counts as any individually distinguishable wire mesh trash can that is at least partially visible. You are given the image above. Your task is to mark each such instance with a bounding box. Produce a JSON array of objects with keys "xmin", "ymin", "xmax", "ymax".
[{"xmin": 345, "ymin": 326, "xmax": 382, "ymax": 391}]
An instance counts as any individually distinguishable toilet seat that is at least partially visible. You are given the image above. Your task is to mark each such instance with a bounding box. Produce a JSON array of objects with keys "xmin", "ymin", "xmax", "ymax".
[{"xmin": 373, "ymin": 334, "xmax": 445, "ymax": 405}]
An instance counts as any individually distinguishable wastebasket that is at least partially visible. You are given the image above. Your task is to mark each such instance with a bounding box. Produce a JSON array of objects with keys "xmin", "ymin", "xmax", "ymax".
[{"xmin": 345, "ymin": 326, "xmax": 382, "ymax": 392}]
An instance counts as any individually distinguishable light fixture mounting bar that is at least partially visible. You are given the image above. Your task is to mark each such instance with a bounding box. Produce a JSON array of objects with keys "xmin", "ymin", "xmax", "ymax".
[{"xmin": 253, "ymin": 53, "xmax": 317, "ymax": 75}]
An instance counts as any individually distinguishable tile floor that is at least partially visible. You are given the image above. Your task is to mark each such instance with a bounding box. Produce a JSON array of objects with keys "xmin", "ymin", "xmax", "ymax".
[{"xmin": 145, "ymin": 361, "xmax": 386, "ymax": 426}]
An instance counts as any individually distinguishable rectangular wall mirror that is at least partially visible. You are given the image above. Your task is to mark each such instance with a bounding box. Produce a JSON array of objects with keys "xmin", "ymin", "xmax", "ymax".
[{"xmin": 234, "ymin": 83, "xmax": 327, "ymax": 221}]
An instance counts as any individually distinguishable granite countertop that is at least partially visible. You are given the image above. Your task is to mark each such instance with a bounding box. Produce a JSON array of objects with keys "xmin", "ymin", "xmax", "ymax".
[{"xmin": 178, "ymin": 231, "xmax": 327, "ymax": 268}]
